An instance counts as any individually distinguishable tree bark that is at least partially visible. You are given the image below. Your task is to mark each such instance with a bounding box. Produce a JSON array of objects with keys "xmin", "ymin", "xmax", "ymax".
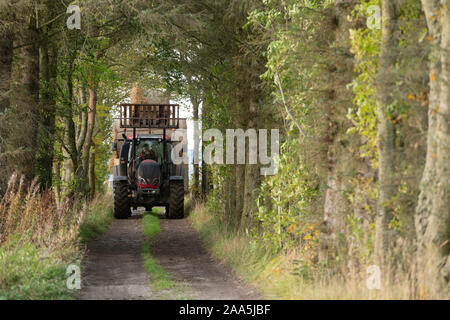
[
  {"xmin": 63, "ymin": 74, "xmax": 78, "ymax": 188},
  {"xmin": 0, "ymin": 37, "xmax": 13, "ymax": 194},
  {"xmin": 35, "ymin": 36, "xmax": 57, "ymax": 189},
  {"xmin": 81, "ymin": 87, "xmax": 97, "ymax": 194},
  {"xmin": 0, "ymin": 38, "xmax": 13, "ymax": 113},
  {"xmin": 89, "ymin": 145, "xmax": 96, "ymax": 199},
  {"xmin": 53, "ymin": 157, "xmax": 62, "ymax": 209},
  {"xmin": 374, "ymin": 0, "xmax": 399, "ymax": 265},
  {"xmin": 76, "ymin": 87, "xmax": 88, "ymax": 153},
  {"xmin": 321, "ymin": 0, "xmax": 357, "ymax": 259},
  {"xmin": 9, "ymin": 15, "xmax": 40, "ymax": 184},
  {"xmin": 415, "ymin": 0, "xmax": 450, "ymax": 297},
  {"xmin": 200, "ymin": 101, "xmax": 208, "ymax": 198},
  {"xmin": 201, "ymin": 159, "xmax": 209, "ymax": 197},
  {"xmin": 235, "ymin": 163, "xmax": 245, "ymax": 229},
  {"xmin": 224, "ymin": 166, "xmax": 237, "ymax": 228},
  {"xmin": 241, "ymin": 94, "xmax": 261, "ymax": 229},
  {"xmin": 192, "ymin": 95, "xmax": 200, "ymax": 200}
]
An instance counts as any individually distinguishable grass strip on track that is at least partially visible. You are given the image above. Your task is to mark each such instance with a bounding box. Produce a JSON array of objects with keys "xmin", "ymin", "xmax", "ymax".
[{"xmin": 141, "ymin": 210, "xmax": 182, "ymax": 292}]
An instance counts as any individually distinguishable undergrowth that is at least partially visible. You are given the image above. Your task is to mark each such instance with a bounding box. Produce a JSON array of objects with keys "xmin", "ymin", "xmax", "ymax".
[
  {"xmin": 190, "ymin": 202, "xmax": 436, "ymax": 299},
  {"xmin": 0, "ymin": 174, "xmax": 114, "ymax": 299}
]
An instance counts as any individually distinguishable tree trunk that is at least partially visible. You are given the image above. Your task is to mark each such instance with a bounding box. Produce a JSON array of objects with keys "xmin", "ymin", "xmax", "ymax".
[
  {"xmin": 89, "ymin": 146, "xmax": 96, "ymax": 199},
  {"xmin": 192, "ymin": 96, "xmax": 200, "ymax": 200},
  {"xmin": 76, "ymin": 87, "xmax": 88, "ymax": 153},
  {"xmin": 320, "ymin": 0, "xmax": 357, "ymax": 260},
  {"xmin": 235, "ymin": 163, "xmax": 245, "ymax": 229},
  {"xmin": 415, "ymin": 0, "xmax": 450, "ymax": 297},
  {"xmin": 63, "ymin": 74, "xmax": 78, "ymax": 193},
  {"xmin": 224, "ymin": 166, "xmax": 237, "ymax": 228},
  {"xmin": 9, "ymin": 16, "xmax": 40, "ymax": 183},
  {"xmin": 0, "ymin": 38, "xmax": 12, "ymax": 113},
  {"xmin": 374, "ymin": 0, "xmax": 399, "ymax": 265},
  {"xmin": 53, "ymin": 145, "xmax": 62, "ymax": 209},
  {"xmin": 35, "ymin": 38, "xmax": 57, "ymax": 189},
  {"xmin": 201, "ymin": 159, "xmax": 209, "ymax": 197},
  {"xmin": 200, "ymin": 100, "xmax": 209, "ymax": 198},
  {"xmin": 0, "ymin": 37, "xmax": 13, "ymax": 194},
  {"xmin": 323, "ymin": 141, "xmax": 345, "ymax": 232},
  {"xmin": 81, "ymin": 87, "xmax": 97, "ymax": 194},
  {"xmin": 241, "ymin": 94, "xmax": 261, "ymax": 229}
]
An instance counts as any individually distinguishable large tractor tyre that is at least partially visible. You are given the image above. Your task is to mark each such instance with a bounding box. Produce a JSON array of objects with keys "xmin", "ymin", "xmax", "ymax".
[
  {"xmin": 168, "ymin": 181, "xmax": 184, "ymax": 219},
  {"xmin": 114, "ymin": 183, "xmax": 131, "ymax": 219}
]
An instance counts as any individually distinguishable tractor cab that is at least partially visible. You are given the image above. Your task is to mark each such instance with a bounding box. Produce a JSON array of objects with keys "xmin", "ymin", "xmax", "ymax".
[{"xmin": 134, "ymin": 135, "xmax": 164, "ymax": 165}]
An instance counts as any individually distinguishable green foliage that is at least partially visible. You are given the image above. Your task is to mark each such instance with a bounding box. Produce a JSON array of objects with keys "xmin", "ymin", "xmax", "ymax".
[
  {"xmin": 245, "ymin": 0, "xmax": 332, "ymax": 252},
  {"xmin": 0, "ymin": 239, "xmax": 75, "ymax": 300},
  {"xmin": 75, "ymin": 50, "xmax": 116, "ymax": 88},
  {"xmin": 255, "ymin": 137, "xmax": 320, "ymax": 251},
  {"xmin": 348, "ymin": 0, "xmax": 427, "ymax": 237},
  {"xmin": 78, "ymin": 194, "xmax": 114, "ymax": 242},
  {"xmin": 93, "ymin": 103, "xmax": 113, "ymax": 194},
  {"xmin": 348, "ymin": 0, "xmax": 381, "ymax": 165}
]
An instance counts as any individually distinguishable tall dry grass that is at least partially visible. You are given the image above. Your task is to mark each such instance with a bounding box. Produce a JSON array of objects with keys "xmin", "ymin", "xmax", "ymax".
[
  {"xmin": 190, "ymin": 202, "xmax": 448, "ymax": 300},
  {"xmin": 0, "ymin": 173, "xmax": 113, "ymax": 299},
  {"xmin": 0, "ymin": 173, "xmax": 85, "ymax": 257}
]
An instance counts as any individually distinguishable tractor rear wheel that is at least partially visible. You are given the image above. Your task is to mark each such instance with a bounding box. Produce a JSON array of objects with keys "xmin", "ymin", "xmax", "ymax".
[
  {"xmin": 167, "ymin": 180, "xmax": 184, "ymax": 219},
  {"xmin": 114, "ymin": 182, "xmax": 131, "ymax": 219}
]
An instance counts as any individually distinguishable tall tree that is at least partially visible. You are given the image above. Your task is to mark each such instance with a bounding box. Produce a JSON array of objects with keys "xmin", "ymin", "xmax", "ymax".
[
  {"xmin": 0, "ymin": 38, "xmax": 12, "ymax": 113},
  {"xmin": 82, "ymin": 86, "xmax": 97, "ymax": 187},
  {"xmin": 321, "ymin": 0, "xmax": 358, "ymax": 258},
  {"xmin": 190, "ymin": 88, "xmax": 200, "ymax": 200},
  {"xmin": 9, "ymin": 6, "xmax": 40, "ymax": 183},
  {"xmin": 415, "ymin": 0, "xmax": 450, "ymax": 297},
  {"xmin": 0, "ymin": 34, "xmax": 13, "ymax": 194},
  {"xmin": 35, "ymin": 0, "xmax": 60, "ymax": 188},
  {"xmin": 374, "ymin": 0, "xmax": 399, "ymax": 264}
]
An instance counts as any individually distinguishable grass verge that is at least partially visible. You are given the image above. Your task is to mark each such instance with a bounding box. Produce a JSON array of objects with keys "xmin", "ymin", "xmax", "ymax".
[
  {"xmin": 0, "ymin": 175, "xmax": 114, "ymax": 299},
  {"xmin": 190, "ymin": 202, "xmax": 422, "ymax": 299},
  {"xmin": 79, "ymin": 194, "xmax": 114, "ymax": 242},
  {"xmin": 0, "ymin": 238, "xmax": 75, "ymax": 300},
  {"xmin": 189, "ymin": 203, "xmax": 275, "ymax": 298}
]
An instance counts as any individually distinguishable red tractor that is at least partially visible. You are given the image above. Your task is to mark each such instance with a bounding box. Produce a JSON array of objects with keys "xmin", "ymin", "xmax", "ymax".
[{"xmin": 112, "ymin": 104, "xmax": 186, "ymax": 219}]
